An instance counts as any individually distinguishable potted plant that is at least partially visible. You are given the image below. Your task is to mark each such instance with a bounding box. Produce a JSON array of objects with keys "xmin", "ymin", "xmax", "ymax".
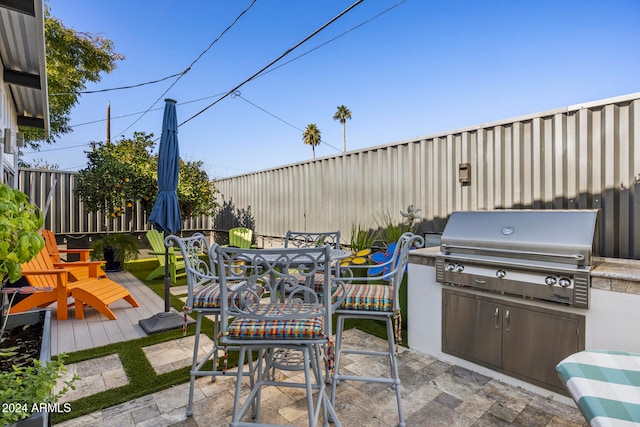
[
  {"xmin": 89, "ymin": 233, "xmax": 139, "ymax": 272},
  {"xmin": 0, "ymin": 183, "xmax": 77, "ymax": 426}
]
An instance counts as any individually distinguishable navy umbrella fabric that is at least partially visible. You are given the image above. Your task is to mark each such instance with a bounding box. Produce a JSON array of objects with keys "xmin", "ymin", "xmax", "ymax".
[
  {"xmin": 148, "ymin": 99, "xmax": 182, "ymax": 316},
  {"xmin": 149, "ymin": 98, "xmax": 182, "ymax": 236}
]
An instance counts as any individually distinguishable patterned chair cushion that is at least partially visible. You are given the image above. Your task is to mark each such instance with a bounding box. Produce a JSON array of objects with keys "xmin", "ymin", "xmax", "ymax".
[
  {"xmin": 192, "ymin": 281, "xmax": 259, "ymax": 309},
  {"xmin": 193, "ymin": 283, "xmax": 223, "ymax": 309},
  {"xmin": 227, "ymin": 304, "xmax": 325, "ymax": 340},
  {"xmin": 334, "ymin": 283, "xmax": 392, "ymax": 312}
]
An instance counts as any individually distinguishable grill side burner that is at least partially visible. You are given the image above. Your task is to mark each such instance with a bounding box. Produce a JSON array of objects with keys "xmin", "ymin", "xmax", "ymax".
[{"xmin": 436, "ymin": 210, "xmax": 598, "ymax": 308}]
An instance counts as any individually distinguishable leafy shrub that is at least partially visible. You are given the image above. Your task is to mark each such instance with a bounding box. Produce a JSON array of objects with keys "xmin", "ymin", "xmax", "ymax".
[
  {"xmin": 0, "ymin": 184, "xmax": 45, "ymax": 284},
  {"xmin": 348, "ymin": 224, "xmax": 379, "ymax": 252},
  {"xmin": 375, "ymin": 211, "xmax": 419, "ymax": 245},
  {"xmin": 0, "ymin": 355, "xmax": 78, "ymax": 425}
]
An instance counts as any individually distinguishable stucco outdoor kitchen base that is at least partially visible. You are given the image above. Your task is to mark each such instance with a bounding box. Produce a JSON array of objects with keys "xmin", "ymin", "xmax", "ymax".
[{"xmin": 407, "ymin": 246, "xmax": 640, "ymax": 406}]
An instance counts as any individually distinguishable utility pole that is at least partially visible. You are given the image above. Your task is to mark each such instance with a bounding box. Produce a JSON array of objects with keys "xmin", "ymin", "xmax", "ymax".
[{"xmin": 106, "ymin": 101, "xmax": 111, "ymax": 144}]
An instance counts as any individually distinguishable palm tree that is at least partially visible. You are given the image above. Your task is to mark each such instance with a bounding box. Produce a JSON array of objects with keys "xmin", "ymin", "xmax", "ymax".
[
  {"xmin": 332, "ymin": 105, "xmax": 352, "ymax": 153},
  {"xmin": 302, "ymin": 124, "xmax": 321, "ymax": 159}
]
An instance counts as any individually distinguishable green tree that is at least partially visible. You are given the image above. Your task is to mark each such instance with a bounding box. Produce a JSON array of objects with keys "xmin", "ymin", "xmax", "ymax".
[
  {"xmin": 75, "ymin": 132, "xmax": 218, "ymax": 222},
  {"xmin": 302, "ymin": 124, "xmax": 321, "ymax": 159},
  {"xmin": 75, "ymin": 132, "xmax": 157, "ymax": 220},
  {"xmin": 20, "ymin": 6, "xmax": 124, "ymax": 150},
  {"xmin": 332, "ymin": 105, "xmax": 352, "ymax": 153},
  {"xmin": 177, "ymin": 159, "xmax": 219, "ymax": 218}
]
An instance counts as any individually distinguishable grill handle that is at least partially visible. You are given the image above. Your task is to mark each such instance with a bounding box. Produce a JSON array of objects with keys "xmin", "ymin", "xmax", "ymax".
[{"xmin": 440, "ymin": 244, "xmax": 585, "ymax": 261}]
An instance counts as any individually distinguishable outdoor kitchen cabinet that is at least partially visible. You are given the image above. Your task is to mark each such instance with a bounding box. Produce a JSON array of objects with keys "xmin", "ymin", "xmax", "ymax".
[{"xmin": 442, "ymin": 289, "xmax": 585, "ymax": 394}]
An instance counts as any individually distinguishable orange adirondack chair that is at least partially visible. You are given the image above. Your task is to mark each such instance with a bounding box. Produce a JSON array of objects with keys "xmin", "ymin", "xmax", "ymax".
[
  {"xmin": 9, "ymin": 247, "xmax": 139, "ymax": 320},
  {"xmin": 41, "ymin": 229, "xmax": 107, "ymax": 280}
]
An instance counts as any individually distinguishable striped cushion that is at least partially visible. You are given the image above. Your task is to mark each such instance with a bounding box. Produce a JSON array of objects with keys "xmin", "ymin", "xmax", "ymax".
[
  {"xmin": 193, "ymin": 283, "xmax": 223, "ymax": 308},
  {"xmin": 335, "ymin": 284, "xmax": 392, "ymax": 312},
  {"xmin": 227, "ymin": 304, "xmax": 325, "ymax": 340},
  {"xmin": 557, "ymin": 350, "xmax": 640, "ymax": 425},
  {"xmin": 192, "ymin": 281, "xmax": 259, "ymax": 309}
]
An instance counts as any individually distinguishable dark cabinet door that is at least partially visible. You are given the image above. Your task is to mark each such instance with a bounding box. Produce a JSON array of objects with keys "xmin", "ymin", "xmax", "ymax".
[
  {"xmin": 502, "ymin": 305, "xmax": 581, "ymax": 391},
  {"xmin": 443, "ymin": 289, "xmax": 585, "ymax": 394},
  {"xmin": 443, "ymin": 292, "xmax": 502, "ymax": 369}
]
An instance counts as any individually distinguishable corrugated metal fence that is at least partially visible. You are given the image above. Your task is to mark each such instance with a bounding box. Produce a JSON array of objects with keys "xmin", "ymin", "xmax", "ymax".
[
  {"xmin": 215, "ymin": 92, "xmax": 640, "ymax": 259},
  {"xmin": 18, "ymin": 169, "xmax": 212, "ymax": 237},
  {"xmin": 18, "ymin": 92, "xmax": 640, "ymax": 259}
]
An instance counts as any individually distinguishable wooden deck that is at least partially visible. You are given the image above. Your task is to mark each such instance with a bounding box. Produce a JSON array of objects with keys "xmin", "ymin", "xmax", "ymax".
[{"xmin": 49, "ymin": 271, "xmax": 165, "ymax": 355}]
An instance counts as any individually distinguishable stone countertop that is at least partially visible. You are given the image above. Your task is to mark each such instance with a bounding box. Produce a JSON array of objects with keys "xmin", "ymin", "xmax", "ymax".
[
  {"xmin": 408, "ymin": 246, "xmax": 439, "ymax": 266},
  {"xmin": 408, "ymin": 247, "xmax": 640, "ymax": 295},
  {"xmin": 591, "ymin": 256, "xmax": 640, "ymax": 280}
]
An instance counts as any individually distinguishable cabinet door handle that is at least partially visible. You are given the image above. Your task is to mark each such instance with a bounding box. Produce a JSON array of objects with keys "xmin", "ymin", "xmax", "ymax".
[
  {"xmin": 494, "ymin": 308, "xmax": 500, "ymax": 329},
  {"xmin": 504, "ymin": 309, "xmax": 510, "ymax": 333}
]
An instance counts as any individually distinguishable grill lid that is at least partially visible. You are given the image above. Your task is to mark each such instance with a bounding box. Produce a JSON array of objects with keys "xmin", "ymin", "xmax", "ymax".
[{"xmin": 440, "ymin": 210, "xmax": 598, "ymax": 266}]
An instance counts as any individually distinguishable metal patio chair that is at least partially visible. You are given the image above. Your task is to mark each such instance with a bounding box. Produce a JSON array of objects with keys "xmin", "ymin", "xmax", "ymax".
[
  {"xmin": 214, "ymin": 245, "xmax": 341, "ymax": 427},
  {"xmin": 165, "ymin": 233, "xmax": 259, "ymax": 417},
  {"xmin": 284, "ymin": 230, "xmax": 341, "ymax": 249},
  {"xmin": 282, "ymin": 230, "xmax": 343, "ymax": 380},
  {"xmin": 330, "ymin": 232, "xmax": 424, "ymax": 427},
  {"xmin": 283, "ymin": 230, "xmax": 342, "ymax": 291}
]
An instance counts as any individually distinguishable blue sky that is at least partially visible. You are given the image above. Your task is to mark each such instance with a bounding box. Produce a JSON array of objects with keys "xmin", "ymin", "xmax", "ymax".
[{"xmin": 25, "ymin": 0, "xmax": 640, "ymax": 178}]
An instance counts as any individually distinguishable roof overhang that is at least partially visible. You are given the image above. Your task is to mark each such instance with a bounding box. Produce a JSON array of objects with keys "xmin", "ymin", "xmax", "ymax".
[{"xmin": 0, "ymin": 0, "xmax": 49, "ymax": 131}]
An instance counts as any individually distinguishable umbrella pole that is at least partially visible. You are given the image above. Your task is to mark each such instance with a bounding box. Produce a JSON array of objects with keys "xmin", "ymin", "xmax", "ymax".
[
  {"xmin": 139, "ymin": 233, "xmax": 191, "ymax": 334},
  {"xmin": 164, "ymin": 247, "xmax": 171, "ymax": 312}
]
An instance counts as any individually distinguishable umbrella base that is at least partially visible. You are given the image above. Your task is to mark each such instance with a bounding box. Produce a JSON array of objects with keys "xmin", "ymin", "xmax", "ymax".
[{"xmin": 139, "ymin": 310, "xmax": 193, "ymax": 334}]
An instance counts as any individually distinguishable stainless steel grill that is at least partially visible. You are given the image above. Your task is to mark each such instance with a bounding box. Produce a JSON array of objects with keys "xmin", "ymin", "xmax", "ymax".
[{"xmin": 436, "ymin": 210, "xmax": 598, "ymax": 308}]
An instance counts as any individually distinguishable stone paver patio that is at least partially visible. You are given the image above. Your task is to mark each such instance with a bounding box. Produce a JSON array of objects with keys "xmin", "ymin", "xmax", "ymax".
[{"xmin": 54, "ymin": 329, "xmax": 587, "ymax": 426}]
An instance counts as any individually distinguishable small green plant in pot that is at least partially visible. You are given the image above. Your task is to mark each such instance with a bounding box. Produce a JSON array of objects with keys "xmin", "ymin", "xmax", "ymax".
[{"xmin": 90, "ymin": 233, "xmax": 139, "ymax": 272}]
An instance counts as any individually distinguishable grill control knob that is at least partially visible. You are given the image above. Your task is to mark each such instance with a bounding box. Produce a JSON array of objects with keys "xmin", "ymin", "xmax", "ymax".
[
  {"xmin": 446, "ymin": 263, "xmax": 456, "ymax": 272},
  {"xmin": 545, "ymin": 276, "xmax": 557, "ymax": 286},
  {"xmin": 454, "ymin": 264, "xmax": 464, "ymax": 273},
  {"xmin": 558, "ymin": 277, "xmax": 571, "ymax": 287},
  {"xmin": 496, "ymin": 269, "xmax": 506, "ymax": 279}
]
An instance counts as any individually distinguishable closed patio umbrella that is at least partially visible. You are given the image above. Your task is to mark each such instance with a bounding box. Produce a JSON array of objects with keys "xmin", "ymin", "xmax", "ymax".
[{"xmin": 140, "ymin": 99, "xmax": 185, "ymax": 334}]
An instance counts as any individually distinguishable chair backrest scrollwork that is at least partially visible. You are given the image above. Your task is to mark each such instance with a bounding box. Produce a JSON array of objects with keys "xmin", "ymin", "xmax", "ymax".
[
  {"xmin": 335, "ymin": 232, "xmax": 424, "ymax": 311},
  {"xmin": 284, "ymin": 230, "xmax": 341, "ymax": 250},
  {"xmin": 214, "ymin": 245, "xmax": 333, "ymax": 338},
  {"xmin": 165, "ymin": 233, "xmax": 217, "ymax": 309}
]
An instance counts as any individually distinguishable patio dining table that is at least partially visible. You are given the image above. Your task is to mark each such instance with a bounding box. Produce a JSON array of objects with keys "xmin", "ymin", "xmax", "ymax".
[{"xmin": 556, "ymin": 349, "xmax": 640, "ymax": 426}]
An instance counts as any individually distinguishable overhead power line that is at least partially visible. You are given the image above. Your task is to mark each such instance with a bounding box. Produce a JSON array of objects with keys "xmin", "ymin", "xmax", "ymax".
[
  {"xmin": 235, "ymin": 92, "xmax": 342, "ymax": 152},
  {"xmin": 49, "ymin": 71, "xmax": 186, "ymax": 96},
  {"xmin": 258, "ymin": 0, "xmax": 408, "ymax": 78},
  {"xmin": 69, "ymin": 92, "xmax": 228, "ymax": 129},
  {"xmin": 179, "ymin": 0, "xmax": 364, "ymax": 128},
  {"xmin": 63, "ymin": 0, "xmax": 403, "ymax": 135},
  {"xmin": 36, "ymin": 0, "xmax": 404, "ymax": 163},
  {"xmin": 113, "ymin": 0, "xmax": 258, "ymax": 138}
]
